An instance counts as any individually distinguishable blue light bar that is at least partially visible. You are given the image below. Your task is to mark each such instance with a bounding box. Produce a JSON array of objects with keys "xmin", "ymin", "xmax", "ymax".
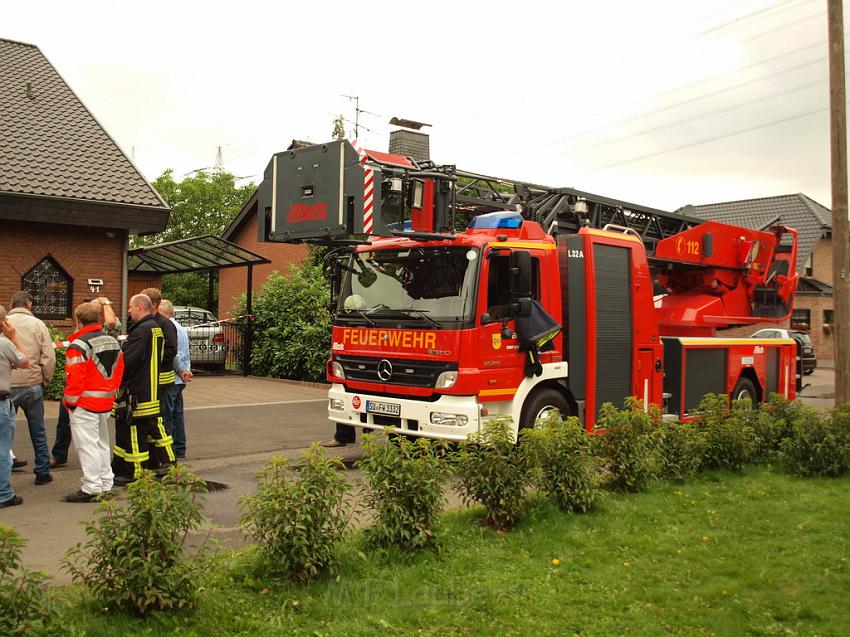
[{"xmin": 467, "ymin": 211, "xmax": 524, "ymax": 230}]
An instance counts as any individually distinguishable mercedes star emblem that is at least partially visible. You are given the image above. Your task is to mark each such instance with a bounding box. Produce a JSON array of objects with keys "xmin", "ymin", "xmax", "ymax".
[{"xmin": 377, "ymin": 359, "xmax": 393, "ymax": 382}]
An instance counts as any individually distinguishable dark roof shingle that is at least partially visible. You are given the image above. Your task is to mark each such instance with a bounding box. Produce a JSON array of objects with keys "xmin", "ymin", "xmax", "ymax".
[
  {"xmin": 685, "ymin": 193, "xmax": 831, "ymax": 273},
  {"xmin": 0, "ymin": 38, "xmax": 166, "ymax": 209}
]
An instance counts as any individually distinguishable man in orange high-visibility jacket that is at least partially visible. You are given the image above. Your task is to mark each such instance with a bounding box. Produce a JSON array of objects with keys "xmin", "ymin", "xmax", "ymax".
[{"xmin": 62, "ymin": 302, "xmax": 124, "ymax": 503}]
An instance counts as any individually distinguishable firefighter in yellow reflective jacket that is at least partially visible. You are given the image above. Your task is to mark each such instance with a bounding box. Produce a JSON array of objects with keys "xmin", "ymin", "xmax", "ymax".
[
  {"xmin": 112, "ymin": 294, "xmax": 174, "ymax": 484},
  {"xmin": 141, "ymin": 288, "xmax": 177, "ymax": 470}
]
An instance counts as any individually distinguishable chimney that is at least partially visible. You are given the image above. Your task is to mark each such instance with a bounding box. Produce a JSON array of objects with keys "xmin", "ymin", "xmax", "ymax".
[{"xmin": 388, "ymin": 117, "xmax": 431, "ymax": 162}]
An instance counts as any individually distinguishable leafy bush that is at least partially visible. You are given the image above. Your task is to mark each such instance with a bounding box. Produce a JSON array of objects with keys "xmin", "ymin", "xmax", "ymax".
[
  {"xmin": 44, "ymin": 326, "xmax": 68, "ymax": 401},
  {"xmin": 63, "ymin": 467, "xmax": 209, "ymax": 616},
  {"xmin": 0, "ymin": 526, "xmax": 55, "ymax": 636},
  {"xmin": 781, "ymin": 404, "xmax": 850, "ymax": 477},
  {"xmin": 656, "ymin": 420, "xmax": 705, "ymax": 481},
  {"xmin": 524, "ymin": 412, "xmax": 600, "ymax": 512},
  {"xmin": 455, "ymin": 416, "xmax": 532, "ymax": 532},
  {"xmin": 593, "ymin": 399, "xmax": 660, "ymax": 492},
  {"xmin": 357, "ymin": 432, "xmax": 449, "ymax": 551},
  {"xmin": 695, "ymin": 394, "xmax": 755, "ymax": 472},
  {"xmin": 751, "ymin": 393, "xmax": 803, "ymax": 462},
  {"xmin": 240, "ymin": 265, "xmax": 331, "ymax": 382},
  {"xmin": 239, "ymin": 445, "xmax": 350, "ymax": 583}
]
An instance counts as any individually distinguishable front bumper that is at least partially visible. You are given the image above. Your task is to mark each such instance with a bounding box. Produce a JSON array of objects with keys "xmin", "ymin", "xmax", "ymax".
[{"xmin": 327, "ymin": 383, "xmax": 483, "ymax": 441}]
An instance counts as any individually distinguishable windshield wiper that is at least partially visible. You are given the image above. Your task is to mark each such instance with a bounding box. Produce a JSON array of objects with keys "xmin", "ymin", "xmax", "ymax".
[
  {"xmin": 339, "ymin": 309, "xmax": 376, "ymax": 327},
  {"xmin": 402, "ymin": 309, "xmax": 442, "ymax": 329},
  {"xmin": 365, "ymin": 305, "xmax": 442, "ymax": 328}
]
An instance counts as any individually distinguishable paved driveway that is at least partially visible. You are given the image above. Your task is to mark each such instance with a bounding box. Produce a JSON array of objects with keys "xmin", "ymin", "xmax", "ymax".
[{"xmin": 5, "ymin": 376, "xmax": 349, "ymax": 584}]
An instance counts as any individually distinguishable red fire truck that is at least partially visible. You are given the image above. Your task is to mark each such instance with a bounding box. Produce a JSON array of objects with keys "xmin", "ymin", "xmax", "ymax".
[{"xmin": 257, "ymin": 140, "xmax": 800, "ymax": 438}]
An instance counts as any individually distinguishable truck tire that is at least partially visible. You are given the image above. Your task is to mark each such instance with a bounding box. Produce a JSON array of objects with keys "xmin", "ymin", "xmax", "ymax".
[
  {"xmin": 731, "ymin": 377, "xmax": 758, "ymax": 404},
  {"xmin": 519, "ymin": 388, "xmax": 570, "ymax": 431}
]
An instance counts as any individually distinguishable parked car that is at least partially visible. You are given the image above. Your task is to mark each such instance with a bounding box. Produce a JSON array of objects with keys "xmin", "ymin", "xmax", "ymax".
[
  {"xmin": 750, "ymin": 328, "xmax": 816, "ymax": 375},
  {"xmin": 173, "ymin": 306, "xmax": 227, "ymax": 369}
]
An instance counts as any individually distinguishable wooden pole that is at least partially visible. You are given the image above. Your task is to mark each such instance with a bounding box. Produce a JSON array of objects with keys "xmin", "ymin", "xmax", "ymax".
[{"xmin": 828, "ymin": 0, "xmax": 850, "ymax": 406}]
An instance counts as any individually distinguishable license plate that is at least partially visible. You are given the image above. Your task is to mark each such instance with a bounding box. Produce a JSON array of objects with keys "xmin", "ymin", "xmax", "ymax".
[{"xmin": 365, "ymin": 400, "xmax": 401, "ymax": 416}]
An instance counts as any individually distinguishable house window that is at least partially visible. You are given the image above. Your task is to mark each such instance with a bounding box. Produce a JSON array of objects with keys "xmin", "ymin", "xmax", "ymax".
[
  {"xmin": 791, "ymin": 308, "xmax": 810, "ymax": 332},
  {"xmin": 21, "ymin": 256, "xmax": 73, "ymax": 320},
  {"xmin": 804, "ymin": 255, "xmax": 812, "ymax": 277},
  {"xmin": 824, "ymin": 309, "xmax": 834, "ymax": 325}
]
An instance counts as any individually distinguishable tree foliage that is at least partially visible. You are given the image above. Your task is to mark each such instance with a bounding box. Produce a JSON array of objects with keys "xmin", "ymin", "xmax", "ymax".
[
  {"xmin": 137, "ymin": 169, "xmax": 255, "ymax": 247},
  {"xmin": 133, "ymin": 169, "xmax": 254, "ymax": 309},
  {"xmin": 242, "ymin": 263, "xmax": 331, "ymax": 382}
]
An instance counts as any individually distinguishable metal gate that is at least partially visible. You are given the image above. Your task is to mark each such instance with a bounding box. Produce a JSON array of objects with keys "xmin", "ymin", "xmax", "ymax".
[{"xmin": 186, "ymin": 319, "xmax": 252, "ymax": 376}]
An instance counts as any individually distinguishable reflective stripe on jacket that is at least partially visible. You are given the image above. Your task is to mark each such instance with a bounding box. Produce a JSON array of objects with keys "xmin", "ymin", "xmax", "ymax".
[{"xmin": 63, "ymin": 324, "xmax": 124, "ymax": 413}]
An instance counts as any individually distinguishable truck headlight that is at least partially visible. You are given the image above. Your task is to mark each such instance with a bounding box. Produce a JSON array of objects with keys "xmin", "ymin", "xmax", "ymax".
[
  {"xmin": 435, "ymin": 371, "xmax": 457, "ymax": 389},
  {"xmin": 430, "ymin": 412, "xmax": 468, "ymax": 427},
  {"xmin": 330, "ymin": 361, "xmax": 345, "ymax": 380},
  {"xmin": 329, "ymin": 398, "xmax": 345, "ymax": 411}
]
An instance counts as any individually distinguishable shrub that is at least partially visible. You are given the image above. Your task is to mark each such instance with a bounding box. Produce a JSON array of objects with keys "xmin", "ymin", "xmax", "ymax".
[
  {"xmin": 455, "ymin": 416, "xmax": 532, "ymax": 532},
  {"xmin": 44, "ymin": 326, "xmax": 68, "ymax": 401},
  {"xmin": 695, "ymin": 394, "xmax": 754, "ymax": 472},
  {"xmin": 240, "ymin": 445, "xmax": 350, "ymax": 583},
  {"xmin": 751, "ymin": 393, "xmax": 803, "ymax": 462},
  {"xmin": 240, "ymin": 264, "xmax": 331, "ymax": 382},
  {"xmin": 0, "ymin": 526, "xmax": 55, "ymax": 636},
  {"xmin": 357, "ymin": 432, "xmax": 449, "ymax": 551},
  {"xmin": 593, "ymin": 399, "xmax": 660, "ymax": 492},
  {"xmin": 62, "ymin": 467, "xmax": 209, "ymax": 616},
  {"xmin": 781, "ymin": 404, "xmax": 850, "ymax": 477},
  {"xmin": 524, "ymin": 412, "xmax": 600, "ymax": 512},
  {"xmin": 656, "ymin": 420, "xmax": 705, "ymax": 481}
]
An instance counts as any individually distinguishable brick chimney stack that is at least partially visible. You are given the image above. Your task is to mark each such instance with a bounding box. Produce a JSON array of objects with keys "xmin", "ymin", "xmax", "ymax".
[{"xmin": 388, "ymin": 117, "xmax": 431, "ymax": 162}]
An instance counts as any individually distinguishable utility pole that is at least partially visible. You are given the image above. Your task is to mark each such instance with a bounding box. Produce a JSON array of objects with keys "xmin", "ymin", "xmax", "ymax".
[{"xmin": 828, "ymin": 0, "xmax": 850, "ymax": 406}]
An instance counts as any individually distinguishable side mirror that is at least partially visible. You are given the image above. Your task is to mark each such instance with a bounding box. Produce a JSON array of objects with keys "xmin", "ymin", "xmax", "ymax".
[
  {"xmin": 509, "ymin": 250, "xmax": 533, "ymax": 299},
  {"xmin": 480, "ymin": 312, "xmax": 493, "ymax": 325},
  {"xmin": 513, "ymin": 297, "xmax": 532, "ymax": 318}
]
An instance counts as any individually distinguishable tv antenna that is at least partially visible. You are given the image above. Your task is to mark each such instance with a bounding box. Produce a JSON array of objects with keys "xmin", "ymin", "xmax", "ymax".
[{"xmin": 341, "ymin": 95, "xmax": 381, "ymax": 139}]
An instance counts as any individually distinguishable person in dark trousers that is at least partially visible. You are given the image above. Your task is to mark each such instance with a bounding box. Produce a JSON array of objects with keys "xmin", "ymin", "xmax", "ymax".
[
  {"xmin": 112, "ymin": 294, "xmax": 171, "ymax": 485},
  {"xmin": 140, "ymin": 288, "xmax": 177, "ymax": 470},
  {"xmin": 323, "ymin": 423, "xmax": 357, "ymax": 447},
  {"xmin": 51, "ymin": 296, "xmax": 121, "ymax": 468}
]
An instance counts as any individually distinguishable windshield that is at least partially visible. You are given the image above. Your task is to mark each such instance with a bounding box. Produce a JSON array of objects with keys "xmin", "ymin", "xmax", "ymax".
[
  {"xmin": 176, "ymin": 309, "xmax": 215, "ymax": 326},
  {"xmin": 339, "ymin": 246, "xmax": 479, "ymax": 324}
]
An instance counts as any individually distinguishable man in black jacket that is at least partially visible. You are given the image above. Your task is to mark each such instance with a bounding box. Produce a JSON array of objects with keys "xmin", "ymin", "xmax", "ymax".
[
  {"xmin": 112, "ymin": 294, "xmax": 169, "ymax": 484},
  {"xmin": 141, "ymin": 288, "xmax": 177, "ymax": 470}
]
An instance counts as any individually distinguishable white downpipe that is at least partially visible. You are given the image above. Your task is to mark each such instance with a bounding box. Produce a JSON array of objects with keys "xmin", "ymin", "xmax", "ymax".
[{"xmin": 644, "ymin": 379, "xmax": 649, "ymax": 413}]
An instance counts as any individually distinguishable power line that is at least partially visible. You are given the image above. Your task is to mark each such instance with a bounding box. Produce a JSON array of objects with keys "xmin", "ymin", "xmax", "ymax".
[
  {"xmin": 506, "ymin": 52, "xmax": 828, "ymax": 161},
  {"xmin": 562, "ymin": 76, "xmax": 827, "ymax": 156},
  {"xmin": 443, "ymin": 0, "xmax": 821, "ymax": 130},
  {"xmin": 585, "ymin": 107, "xmax": 827, "ymax": 173}
]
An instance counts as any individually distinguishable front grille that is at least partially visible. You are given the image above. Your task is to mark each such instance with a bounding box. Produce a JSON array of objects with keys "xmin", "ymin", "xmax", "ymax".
[{"xmin": 336, "ymin": 354, "xmax": 457, "ymax": 388}]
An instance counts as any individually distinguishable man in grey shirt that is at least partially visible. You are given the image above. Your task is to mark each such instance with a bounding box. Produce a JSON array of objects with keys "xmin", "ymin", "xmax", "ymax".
[{"xmin": 1, "ymin": 304, "xmax": 30, "ymax": 507}]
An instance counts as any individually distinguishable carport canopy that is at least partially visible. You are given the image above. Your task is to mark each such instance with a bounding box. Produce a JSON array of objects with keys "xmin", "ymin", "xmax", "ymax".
[
  {"xmin": 129, "ymin": 235, "xmax": 269, "ymax": 275},
  {"xmin": 128, "ymin": 234, "xmax": 270, "ymax": 313}
]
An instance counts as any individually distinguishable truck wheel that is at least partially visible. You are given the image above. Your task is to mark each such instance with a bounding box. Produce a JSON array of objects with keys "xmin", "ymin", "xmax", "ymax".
[
  {"xmin": 731, "ymin": 377, "xmax": 758, "ymax": 404},
  {"xmin": 519, "ymin": 388, "xmax": 570, "ymax": 431}
]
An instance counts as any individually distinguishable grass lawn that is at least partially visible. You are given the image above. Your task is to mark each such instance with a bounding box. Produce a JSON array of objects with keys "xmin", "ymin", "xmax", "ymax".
[{"xmin": 60, "ymin": 466, "xmax": 850, "ymax": 636}]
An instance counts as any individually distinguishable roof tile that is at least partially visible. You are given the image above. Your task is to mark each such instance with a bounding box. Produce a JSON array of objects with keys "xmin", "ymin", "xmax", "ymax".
[{"xmin": 0, "ymin": 38, "xmax": 166, "ymax": 209}]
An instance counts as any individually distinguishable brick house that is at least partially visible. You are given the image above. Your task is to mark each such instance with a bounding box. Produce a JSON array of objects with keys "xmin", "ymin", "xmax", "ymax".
[
  {"xmin": 0, "ymin": 38, "xmax": 169, "ymax": 331},
  {"xmin": 688, "ymin": 194, "xmax": 835, "ymax": 364}
]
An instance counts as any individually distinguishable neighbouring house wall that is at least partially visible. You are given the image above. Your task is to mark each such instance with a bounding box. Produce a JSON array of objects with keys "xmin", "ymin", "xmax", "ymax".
[
  {"xmin": 0, "ymin": 219, "xmax": 123, "ymax": 333},
  {"xmin": 218, "ymin": 213, "xmax": 309, "ymax": 319}
]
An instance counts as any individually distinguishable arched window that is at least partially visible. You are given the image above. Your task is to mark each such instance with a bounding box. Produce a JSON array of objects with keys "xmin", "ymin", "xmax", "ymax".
[{"xmin": 21, "ymin": 256, "xmax": 73, "ymax": 320}]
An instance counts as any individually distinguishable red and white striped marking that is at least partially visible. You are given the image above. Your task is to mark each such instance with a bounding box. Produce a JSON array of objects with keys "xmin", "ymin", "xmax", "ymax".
[{"xmin": 351, "ymin": 139, "xmax": 374, "ymax": 234}]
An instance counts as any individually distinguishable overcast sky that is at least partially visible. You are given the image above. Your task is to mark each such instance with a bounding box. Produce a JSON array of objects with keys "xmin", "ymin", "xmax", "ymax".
[{"xmin": 1, "ymin": 0, "xmax": 840, "ymax": 212}]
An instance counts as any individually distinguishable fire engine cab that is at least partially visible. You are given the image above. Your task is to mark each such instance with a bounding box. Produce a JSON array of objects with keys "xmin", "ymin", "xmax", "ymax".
[{"xmin": 257, "ymin": 140, "xmax": 800, "ymax": 438}]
